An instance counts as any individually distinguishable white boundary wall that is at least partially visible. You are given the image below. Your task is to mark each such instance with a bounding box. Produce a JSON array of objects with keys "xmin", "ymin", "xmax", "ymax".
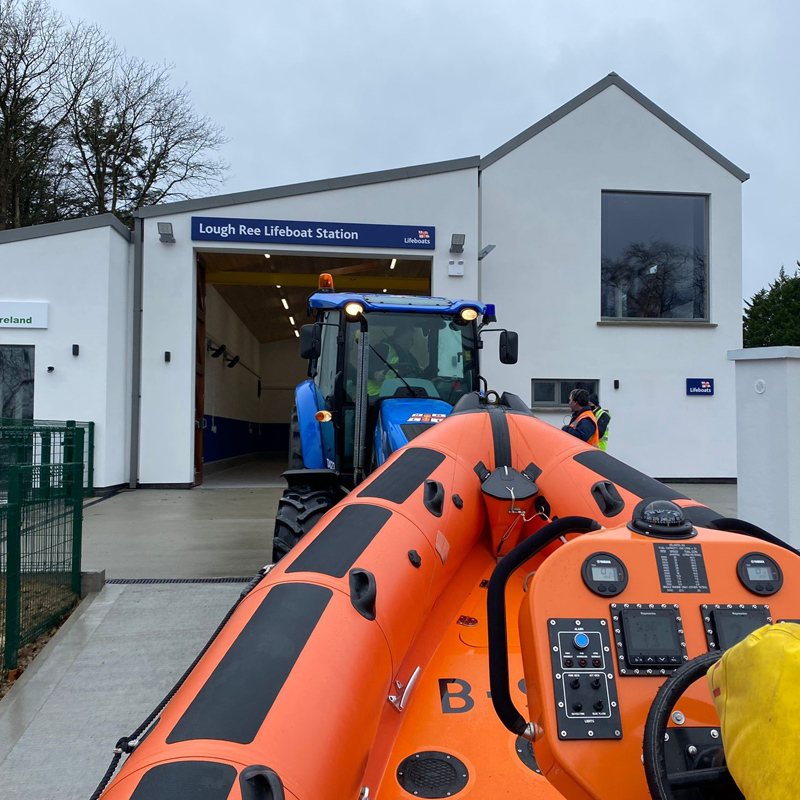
[{"xmin": 729, "ymin": 347, "xmax": 800, "ymax": 546}]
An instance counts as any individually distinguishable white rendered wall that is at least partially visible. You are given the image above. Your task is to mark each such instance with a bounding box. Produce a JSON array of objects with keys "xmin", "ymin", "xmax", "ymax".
[
  {"xmin": 204, "ymin": 287, "xmax": 261, "ymax": 423},
  {"xmin": 259, "ymin": 338, "xmax": 308, "ymax": 425},
  {"xmin": 729, "ymin": 348, "xmax": 800, "ymax": 545},
  {"xmin": 138, "ymin": 167, "xmax": 478, "ymax": 484},
  {"xmin": 480, "ymin": 85, "xmax": 742, "ymax": 478},
  {"xmin": 0, "ymin": 226, "xmax": 131, "ymax": 487}
]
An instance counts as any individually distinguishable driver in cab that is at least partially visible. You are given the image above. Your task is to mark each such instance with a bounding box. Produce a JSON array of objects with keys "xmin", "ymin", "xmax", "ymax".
[{"xmin": 368, "ymin": 327, "xmax": 420, "ymax": 397}]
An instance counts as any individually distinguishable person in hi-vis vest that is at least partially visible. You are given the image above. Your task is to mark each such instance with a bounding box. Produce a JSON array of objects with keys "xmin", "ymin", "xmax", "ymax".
[
  {"xmin": 367, "ymin": 327, "xmax": 419, "ymax": 397},
  {"xmin": 561, "ymin": 388, "xmax": 599, "ymax": 446},
  {"xmin": 589, "ymin": 392, "xmax": 611, "ymax": 451}
]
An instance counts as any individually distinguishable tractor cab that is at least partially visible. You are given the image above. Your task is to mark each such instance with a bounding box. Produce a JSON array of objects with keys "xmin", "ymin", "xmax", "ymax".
[{"xmin": 271, "ymin": 274, "xmax": 517, "ymax": 562}]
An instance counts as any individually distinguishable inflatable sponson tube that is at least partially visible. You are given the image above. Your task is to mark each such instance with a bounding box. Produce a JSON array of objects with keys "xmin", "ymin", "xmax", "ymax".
[{"xmin": 99, "ymin": 391, "xmax": 720, "ymax": 800}]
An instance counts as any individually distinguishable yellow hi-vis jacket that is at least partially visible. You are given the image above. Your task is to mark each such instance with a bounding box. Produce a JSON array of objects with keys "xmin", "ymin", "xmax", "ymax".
[{"xmin": 367, "ymin": 344, "xmax": 399, "ymax": 397}]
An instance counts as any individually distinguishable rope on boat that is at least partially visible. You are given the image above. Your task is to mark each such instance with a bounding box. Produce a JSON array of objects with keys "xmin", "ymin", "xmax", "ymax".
[{"xmin": 88, "ymin": 564, "xmax": 272, "ymax": 800}]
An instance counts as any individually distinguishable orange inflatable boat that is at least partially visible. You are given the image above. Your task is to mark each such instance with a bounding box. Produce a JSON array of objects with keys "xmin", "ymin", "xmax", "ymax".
[{"xmin": 96, "ymin": 392, "xmax": 800, "ymax": 800}]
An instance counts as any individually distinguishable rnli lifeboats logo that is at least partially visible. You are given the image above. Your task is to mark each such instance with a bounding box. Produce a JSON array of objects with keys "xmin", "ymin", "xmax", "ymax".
[
  {"xmin": 408, "ymin": 413, "xmax": 447, "ymax": 423},
  {"xmin": 686, "ymin": 378, "xmax": 714, "ymax": 396}
]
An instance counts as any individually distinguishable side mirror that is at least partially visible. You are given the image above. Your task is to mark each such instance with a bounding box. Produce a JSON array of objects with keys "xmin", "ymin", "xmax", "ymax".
[
  {"xmin": 499, "ymin": 330, "xmax": 518, "ymax": 365},
  {"xmin": 299, "ymin": 324, "xmax": 321, "ymax": 360}
]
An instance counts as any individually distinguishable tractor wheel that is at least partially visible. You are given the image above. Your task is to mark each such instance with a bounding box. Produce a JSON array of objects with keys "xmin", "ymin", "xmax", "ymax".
[
  {"xmin": 271, "ymin": 484, "xmax": 337, "ymax": 563},
  {"xmin": 288, "ymin": 406, "xmax": 304, "ymax": 470}
]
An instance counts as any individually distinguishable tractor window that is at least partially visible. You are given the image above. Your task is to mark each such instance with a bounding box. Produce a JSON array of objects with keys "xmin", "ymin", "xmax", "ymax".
[
  {"xmin": 315, "ymin": 310, "xmax": 340, "ymax": 407},
  {"xmin": 343, "ymin": 312, "xmax": 478, "ymax": 405}
]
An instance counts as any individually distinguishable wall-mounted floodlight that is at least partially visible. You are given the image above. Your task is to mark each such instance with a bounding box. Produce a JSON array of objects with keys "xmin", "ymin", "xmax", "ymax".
[
  {"xmin": 449, "ymin": 234, "xmax": 466, "ymax": 254},
  {"xmin": 478, "ymin": 244, "xmax": 496, "ymax": 261},
  {"xmin": 210, "ymin": 343, "xmax": 226, "ymax": 358},
  {"xmin": 157, "ymin": 222, "xmax": 175, "ymax": 243},
  {"xmin": 226, "ymin": 355, "xmax": 240, "ymax": 369}
]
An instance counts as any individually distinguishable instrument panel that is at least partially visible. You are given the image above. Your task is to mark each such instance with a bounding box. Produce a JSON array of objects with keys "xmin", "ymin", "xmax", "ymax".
[{"xmin": 519, "ymin": 524, "xmax": 800, "ymax": 800}]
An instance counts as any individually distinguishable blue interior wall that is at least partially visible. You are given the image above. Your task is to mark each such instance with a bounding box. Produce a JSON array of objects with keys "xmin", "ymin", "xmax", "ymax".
[{"xmin": 203, "ymin": 415, "xmax": 289, "ymax": 463}]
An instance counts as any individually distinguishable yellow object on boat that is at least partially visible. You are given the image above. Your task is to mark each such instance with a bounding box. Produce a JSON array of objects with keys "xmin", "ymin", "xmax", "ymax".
[{"xmin": 707, "ymin": 622, "xmax": 800, "ymax": 800}]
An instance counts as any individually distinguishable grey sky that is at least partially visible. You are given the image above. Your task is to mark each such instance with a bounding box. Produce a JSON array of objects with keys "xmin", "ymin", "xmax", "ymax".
[{"xmin": 57, "ymin": 0, "xmax": 798, "ymax": 301}]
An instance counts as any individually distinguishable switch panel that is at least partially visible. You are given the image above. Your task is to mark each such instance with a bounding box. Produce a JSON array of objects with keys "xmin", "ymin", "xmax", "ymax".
[{"xmin": 548, "ymin": 618, "xmax": 622, "ymax": 740}]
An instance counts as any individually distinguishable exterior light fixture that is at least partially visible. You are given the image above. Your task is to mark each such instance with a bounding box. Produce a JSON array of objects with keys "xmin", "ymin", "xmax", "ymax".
[
  {"xmin": 226, "ymin": 355, "xmax": 240, "ymax": 369},
  {"xmin": 276, "ymin": 284, "xmax": 282, "ymax": 289},
  {"xmin": 294, "ymin": 329, "xmax": 300, "ymax": 338},
  {"xmin": 289, "ymin": 316, "xmax": 295, "ymax": 325},
  {"xmin": 478, "ymin": 244, "xmax": 496, "ymax": 261},
  {"xmin": 345, "ymin": 302, "xmax": 364, "ymax": 318},
  {"xmin": 157, "ymin": 222, "xmax": 175, "ymax": 243},
  {"xmin": 382, "ymin": 289, "xmax": 387, "ymax": 293},
  {"xmin": 264, "ymin": 253, "xmax": 271, "ymax": 259},
  {"xmin": 210, "ymin": 344, "xmax": 227, "ymax": 358},
  {"xmin": 281, "ymin": 298, "xmax": 289, "ymax": 310},
  {"xmin": 460, "ymin": 307, "xmax": 479, "ymax": 322},
  {"xmin": 449, "ymin": 234, "xmax": 465, "ymax": 254},
  {"xmin": 315, "ymin": 410, "xmax": 332, "ymax": 422},
  {"xmin": 389, "ymin": 258, "xmax": 397, "ymax": 270}
]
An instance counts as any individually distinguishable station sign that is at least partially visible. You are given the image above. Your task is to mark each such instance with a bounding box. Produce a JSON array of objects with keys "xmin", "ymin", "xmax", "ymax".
[
  {"xmin": 0, "ymin": 301, "xmax": 48, "ymax": 328},
  {"xmin": 191, "ymin": 216, "xmax": 435, "ymax": 250},
  {"xmin": 686, "ymin": 378, "xmax": 714, "ymax": 396}
]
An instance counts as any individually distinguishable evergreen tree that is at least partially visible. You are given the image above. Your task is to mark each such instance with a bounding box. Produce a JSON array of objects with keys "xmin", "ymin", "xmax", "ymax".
[{"xmin": 743, "ymin": 264, "xmax": 800, "ymax": 348}]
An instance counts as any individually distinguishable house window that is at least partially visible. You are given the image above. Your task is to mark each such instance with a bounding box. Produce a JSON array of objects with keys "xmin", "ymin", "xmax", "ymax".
[
  {"xmin": 0, "ymin": 346, "xmax": 34, "ymax": 419},
  {"xmin": 601, "ymin": 192, "xmax": 708, "ymax": 320},
  {"xmin": 532, "ymin": 379, "xmax": 598, "ymax": 408}
]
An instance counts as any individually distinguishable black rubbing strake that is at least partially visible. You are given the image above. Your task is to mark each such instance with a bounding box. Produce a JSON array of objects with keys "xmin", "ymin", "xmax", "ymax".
[
  {"xmin": 358, "ymin": 448, "xmax": 445, "ymax": 503},
  {"xmin": 166, "ymin": 583, "xmax": 332, "ymax": 745},
  {"xmin": 130, "ymin": 762, "xmax": 237, "ymax": 800},
  {"xmin": 285, "ymin": 504, "xmax": 392, "ymax": 577},
  {"xmin": 573, "ymin": 450, "xmax": 688, "ymax": 501},
  {"xmin": 488, "ymin": 408, "xmax": 512, "ymax": 468}
]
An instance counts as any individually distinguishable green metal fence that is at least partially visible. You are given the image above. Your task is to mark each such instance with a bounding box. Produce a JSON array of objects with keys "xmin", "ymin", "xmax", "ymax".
[
  {"xmin": 0, "ymin": 419, "xmax": 94, "ymax": 498},
  {"xmin": 0, "ymin": 425, "xmax": 86, "ymax": 671}
]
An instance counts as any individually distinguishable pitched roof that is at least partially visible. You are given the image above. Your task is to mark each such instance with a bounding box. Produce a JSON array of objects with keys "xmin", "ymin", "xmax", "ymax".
[
  {"xmin": 481, "ymin": 72, "xmax": 749, "ymax": 181},
  {"xmin": 0, "ymin": 213, "xmax": 132, "ymax": 244},
  {"xmin": 133, "ymin": 156, "xmax": 482, "ymax": 219}
]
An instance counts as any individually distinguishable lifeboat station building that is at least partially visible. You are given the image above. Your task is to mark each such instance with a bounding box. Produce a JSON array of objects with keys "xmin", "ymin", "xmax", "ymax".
[{"xmin": 0, "ymin": 73, "xmax": 747, "ymax": 490}]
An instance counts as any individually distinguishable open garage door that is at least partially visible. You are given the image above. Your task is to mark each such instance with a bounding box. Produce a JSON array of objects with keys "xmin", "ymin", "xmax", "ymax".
[{"xmin": 194, "ymin": 251, "xmax": 431, "ymax": 485}]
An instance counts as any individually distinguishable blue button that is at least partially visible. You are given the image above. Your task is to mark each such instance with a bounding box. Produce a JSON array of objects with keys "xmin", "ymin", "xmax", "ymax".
[{"xmin": 573, "ymin": 632, "xmax": 590, "ymax": 650}]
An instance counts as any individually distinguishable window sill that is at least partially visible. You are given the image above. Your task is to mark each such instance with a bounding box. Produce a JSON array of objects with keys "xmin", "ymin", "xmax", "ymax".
[
  {"xmin": 597, "ymin": 319, "xmax": 717, "ymax": 328},
  {"xmin": 530, "ymin": 405, "xmax": 569, "ymax": 412}
]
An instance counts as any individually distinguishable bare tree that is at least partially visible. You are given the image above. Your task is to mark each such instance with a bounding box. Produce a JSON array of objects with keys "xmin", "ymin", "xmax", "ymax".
[
  {"xmin": 1, "ymin": 0, "xmax": 227, "ymax": 228},
  {"xmin": 0, "ymin": 0, "xmax": 111, "ymax": 228},
  {"xmin": 65, "ymin": 56, "xmax": 227, "ymax": 220}
]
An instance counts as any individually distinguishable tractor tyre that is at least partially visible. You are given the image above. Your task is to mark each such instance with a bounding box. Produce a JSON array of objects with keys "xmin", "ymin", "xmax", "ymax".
[
  {"xmin": 288, "ymin": 406, "xmax": 304, "ymax": 470},
  {"xmin": 271, "ymin": 484, "xmax": 337, "ymax": 563}
]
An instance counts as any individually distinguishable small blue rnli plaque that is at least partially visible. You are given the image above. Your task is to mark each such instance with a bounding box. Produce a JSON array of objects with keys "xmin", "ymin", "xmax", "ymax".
[{"xmin": 686, "ymin": 378, "xmax": 714, "ymax": 396}]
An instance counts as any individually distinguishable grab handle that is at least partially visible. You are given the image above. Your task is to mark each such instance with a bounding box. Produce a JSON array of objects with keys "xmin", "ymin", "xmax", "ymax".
[
  {"xmin": 240, "ymin": 765, "xmax": 285, "ymax": 800},
  {"xmin": 423, "ymin": 480, "xmax": 445, "ymax": 517},
  {"xmin": 349, "ymin": 568, "xmax": 377, "ymax": 620},
  {"xmin": 487, "ymin": 516, "xmax": 601, "ymax": 738}
]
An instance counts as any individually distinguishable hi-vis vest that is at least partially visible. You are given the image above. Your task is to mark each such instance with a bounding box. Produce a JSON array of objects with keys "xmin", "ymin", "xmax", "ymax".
[
  {"xmin": 594, "ymin": 407, "xmax": 610, "ymax": 451},
  {"xmin": 367, "ymin": 344, "xmax": 399, "ymax": 396},
  {"xmin": 569, "ymin": 409, "xmax": 599, "ymax": 447}
]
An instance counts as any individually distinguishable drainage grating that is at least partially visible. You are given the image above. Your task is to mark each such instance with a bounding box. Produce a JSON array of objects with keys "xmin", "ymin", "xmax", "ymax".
[
  {"xmin": 107, "ymin": 577, "xmax": 252, "ymax": 584},
  {"xmin": 397, "ymin": 751, "xmax": 469, "ymax": 798}
]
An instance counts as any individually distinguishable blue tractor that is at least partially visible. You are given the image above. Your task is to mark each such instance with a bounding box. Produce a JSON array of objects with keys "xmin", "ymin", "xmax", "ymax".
[{"xmin": 271, "ymin": 273, "xmax": 518, "ymax": 561}]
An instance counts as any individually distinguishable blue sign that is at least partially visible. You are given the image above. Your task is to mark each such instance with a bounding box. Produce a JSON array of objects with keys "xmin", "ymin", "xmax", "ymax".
[
  {"xmin": 686, "ymin": 378, "xmax": 714, "ymax": 396},
  {"xmin": 191, "ymin": 216, "xmax": 435, "ymax": 250}
]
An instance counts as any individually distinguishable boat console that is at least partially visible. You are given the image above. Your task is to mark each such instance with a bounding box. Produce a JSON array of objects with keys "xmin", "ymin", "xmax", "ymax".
[{"xmin": 490, "ymin": 500, "xmax": 800, "ymax": 800}]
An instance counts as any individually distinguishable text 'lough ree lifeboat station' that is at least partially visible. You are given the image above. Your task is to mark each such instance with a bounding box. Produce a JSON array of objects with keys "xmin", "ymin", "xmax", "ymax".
[{"xmin": 0, "ymin": 73, "xmax": 748, "ymax": 490}]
